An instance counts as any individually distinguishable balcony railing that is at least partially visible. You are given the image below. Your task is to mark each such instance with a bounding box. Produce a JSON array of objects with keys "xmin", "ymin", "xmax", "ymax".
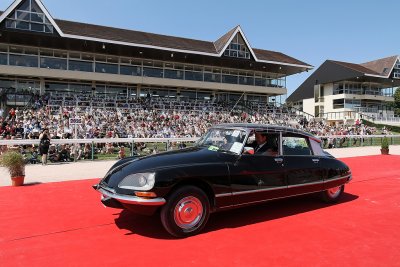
[
  {"xmin": 354, "ymin": 107, "xmax": 378, "ymax": 113},
  {"xmin": 333, "ymin": 89, "xmax": 394, "ymax": 97}
]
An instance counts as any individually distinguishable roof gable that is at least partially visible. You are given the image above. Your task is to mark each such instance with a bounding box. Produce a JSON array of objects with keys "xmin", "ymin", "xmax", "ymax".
[
  {"xmin": 0, "ymin": 0, "xmax": 63, "ymax": 35},
  {"xmin": 214, "ymin": 26, "xmax": 258, "ymax": 60},
  {"xmin": 360, "ymin": 55, "xmax": 399, "ymax": 77},
  {"xmin": 214, "ymin": 26, "xmax": 237, "ymax": 53}
]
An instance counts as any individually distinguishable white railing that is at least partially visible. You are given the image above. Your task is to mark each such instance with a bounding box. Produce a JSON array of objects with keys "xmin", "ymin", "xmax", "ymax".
[
  {"xmin": 373, "ymin": 117, "xmax": 400, "ymax": 123},
  {"xmin": 315, "ymin": 134, "xmax": 400, "ymax": 139},
  {"xmin": 1, "ymin": 135, "xmax": 399, "ymax": 147},
  {"xmin": 0, "ymin": 137, "xmax": 199, "ymax": 146}
]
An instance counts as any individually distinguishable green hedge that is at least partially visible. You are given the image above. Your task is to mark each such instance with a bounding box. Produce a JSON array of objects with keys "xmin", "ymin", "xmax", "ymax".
[{"xmin": 362, "ymin": 119, "xmax": 400, "ymax": 133}]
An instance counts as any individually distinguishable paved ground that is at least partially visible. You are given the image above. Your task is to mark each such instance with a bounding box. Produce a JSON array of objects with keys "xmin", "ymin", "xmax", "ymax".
[
  {"xmin": 1, "ymin": 145, "xmax": 399, "ymax": 186},
  {"xmin": 1, "ymin": 155, "xmax": 400, "ymax": 266}
]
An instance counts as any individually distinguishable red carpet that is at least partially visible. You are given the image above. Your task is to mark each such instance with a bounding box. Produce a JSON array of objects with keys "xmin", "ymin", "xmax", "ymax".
[{"xmin": 1, "ymin": 155, "xmax": 400, "ymax": 267}]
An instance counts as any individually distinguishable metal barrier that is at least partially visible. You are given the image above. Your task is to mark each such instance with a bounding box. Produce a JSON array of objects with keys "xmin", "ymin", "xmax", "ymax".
[
  {"xmin": 315, "ymin": 135, "xmax": 400, "ymax": 149},
  {"xmin": 0, "ymin": 137, "xmax": 198, "ymax": 162}
]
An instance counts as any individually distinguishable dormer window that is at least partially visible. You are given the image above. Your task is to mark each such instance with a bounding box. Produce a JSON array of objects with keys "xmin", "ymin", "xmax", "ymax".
[
  {"xmin": 395, "ymin": 60, "xmax": 400, "ymax": 69},
  {"xmin": 393, "ymin": 60, "xmax": 400, "ymax": 78},
  {"xmin": 5, "ymin": 0, "xmax": 54, "ymax": 33},
  {"xmin": 223, "ymin": 33, "xmax": 251, "ymax": 59}
]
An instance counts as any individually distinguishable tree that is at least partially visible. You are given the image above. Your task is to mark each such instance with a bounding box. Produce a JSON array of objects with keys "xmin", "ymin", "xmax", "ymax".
[
  {"xmin": 394, "ymin": 87, "xmax": 400, "ymax": 116},
  {"xmin": 395, "ymin": 87, "xmax": 400, "ymax": 104}
]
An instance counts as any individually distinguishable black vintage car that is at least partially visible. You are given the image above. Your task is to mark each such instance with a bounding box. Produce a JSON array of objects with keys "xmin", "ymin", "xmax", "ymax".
[{"xmin": 93, "ymin": 124, "xmax": 352, "ymax": 237}]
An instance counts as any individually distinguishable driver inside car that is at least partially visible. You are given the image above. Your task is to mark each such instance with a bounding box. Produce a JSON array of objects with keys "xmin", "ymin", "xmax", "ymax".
[{"xmin": 253, "ymin": 132, "xmax": 278, "ymax": 156}]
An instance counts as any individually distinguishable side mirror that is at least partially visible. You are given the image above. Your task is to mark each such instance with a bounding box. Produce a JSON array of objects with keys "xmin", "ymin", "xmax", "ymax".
[{"xmin": 243, "ymin": 147, "xmax": 254, "ymax": 155}]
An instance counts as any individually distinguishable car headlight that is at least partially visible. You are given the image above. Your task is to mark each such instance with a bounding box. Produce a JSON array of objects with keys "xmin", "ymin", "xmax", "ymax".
[{"xmin": 118, "ymin": 173, "xmax": 156, "ymax": 190}]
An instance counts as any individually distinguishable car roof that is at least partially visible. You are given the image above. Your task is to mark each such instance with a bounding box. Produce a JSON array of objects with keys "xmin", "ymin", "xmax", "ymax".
[{"xmin": 213, "ymin": 123, "xmax": 315, "ymax": 138}]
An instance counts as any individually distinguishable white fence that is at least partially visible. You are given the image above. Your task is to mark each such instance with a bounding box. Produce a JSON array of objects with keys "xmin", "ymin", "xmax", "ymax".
[
  {"xmin": 1, "ymin": 135, "xmax": 399, "ymax": 148},
  {"xmin": 0, "ymin": 137, "xmax": 199, "ymax": 146}
]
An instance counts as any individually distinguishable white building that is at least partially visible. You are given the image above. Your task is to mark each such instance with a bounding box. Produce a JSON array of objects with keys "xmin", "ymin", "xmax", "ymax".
[{"xmin": 287, "ymin": 56, "xmax": 400, "ymax": 125}]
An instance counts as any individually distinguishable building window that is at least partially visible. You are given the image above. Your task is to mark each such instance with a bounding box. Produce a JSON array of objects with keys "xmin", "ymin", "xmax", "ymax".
[
  {"xmin": 223, "ymin": 33, "xmax": 251, "ymax": 59},
  {"xmin": 393, "ymin": 60, "xmax": 400, "ymax": 79},
  {"xmin": 333, "ymin": 99, "xmax": 344, "ymax": 109},
  {"xmin": 222, "ymin": 70, "xmax": 238, "ymax": 84},
  {"xmin": 40, "ymin": 57, "xmax": 67, "ymax": 70},
  {"xmin": 0, "ymin": 53, "xmax": 7, "ymax": 65},
  {"xmin": 95, "ymin": 62, "xmax": 119, "ymax": 74},
  {"xmin": 68, "ymin": 60, "xmax": 93, "ymax": 72},
  {"xmin": 143, "ymin": 67, "xmax": 163, "ymax": 78},
  {"xmin": 9, "ymin": 54, "xmax": 38, "ymax": 67},
  {"xmin": 120, "ymin": 65, "xmax": 141, "ymax": 76},
  {"xmin": 164, "ymin": 63, "xmax": 183, "ymax": 80},
  {"xmin": 184, "ymin": 65, "xmax": 203, "ymax": 81},
  {"xmin": 5, "ymin": 0, "xmax": 54, "ymax": 34}
]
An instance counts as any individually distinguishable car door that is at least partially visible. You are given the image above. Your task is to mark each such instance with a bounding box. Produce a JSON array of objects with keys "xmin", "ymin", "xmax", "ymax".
[
  {"xmin": 229, "ymin": 133, "xmax": 287, "ymax": 206},
  {"xmin": 282, "ymin": 134, "xmax": 324, "ymax": 196}
]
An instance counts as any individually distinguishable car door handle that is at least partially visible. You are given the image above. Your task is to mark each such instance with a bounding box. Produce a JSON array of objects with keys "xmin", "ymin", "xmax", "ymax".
[
  {"xmin": 274, "ymin": 158, "xmax": 283, "ymax": 164},
  {"xmin": 312, "ymin": 159, "xmax": 319, "ymax": 163}
]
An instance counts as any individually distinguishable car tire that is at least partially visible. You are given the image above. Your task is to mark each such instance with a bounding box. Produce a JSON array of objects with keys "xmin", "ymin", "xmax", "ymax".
[
  {"xmin": 160, "ymin": 186, "xmax": 210, "ymax": 238},
  {"xmin": 320, "ymin": 185, "xmax": 344, "ymax": 203}
]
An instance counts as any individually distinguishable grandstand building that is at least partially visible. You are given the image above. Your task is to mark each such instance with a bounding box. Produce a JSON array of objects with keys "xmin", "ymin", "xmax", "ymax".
[
  {"xmin": 287, "ymin": 56, "xmax": 400, "ymax": 124},
  {"xmin": 0, "ymin": 0, "xmax": 311, "ymax": 112}
]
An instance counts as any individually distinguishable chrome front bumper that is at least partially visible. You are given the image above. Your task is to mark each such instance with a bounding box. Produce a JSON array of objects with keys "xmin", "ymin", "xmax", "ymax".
[{"xmin": 95, "ymin": 185, "xmax": 166, "ymax": 206}]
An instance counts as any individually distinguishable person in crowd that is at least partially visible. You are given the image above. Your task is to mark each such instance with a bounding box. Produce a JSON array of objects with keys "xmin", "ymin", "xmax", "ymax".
[
  {"xmin": 48, "ymin": 145, "xmax": 57, "ymax": 162},
  {"xmin": 39, "ymin": 128, "xmax": 51, "ymax": 165},
  {"xmin": 57, "ymin": 144, "xmax": 71, "ymax": 162},
  {"xmin": 118, "ymin": 146, "xmax": 126, "ymax": 159},
  {"xmin": 30, "ymin": 146, "xmax": 39, "ymax": 164},
  {"xmin": 83, "ymin": 143, "xmax": 92, "ymax": 159}
]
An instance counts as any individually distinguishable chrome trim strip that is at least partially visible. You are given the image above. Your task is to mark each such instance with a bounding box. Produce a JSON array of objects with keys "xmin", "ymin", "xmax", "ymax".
[
  {"xmin": 217, "ymin": 174, "xmax": 351, "ymax": 197},
  {"xmin": 324, "ymin": 175, "xmax": 351, "ymax": 183},
  {"xmin": 287, "ymin": 180, "xmax": 323, "ymax": 188},
  {"xmin": 97, "ymin": 187, "xmax": 166, "ymax": 206},
  {"xmin": 232, "ymin": 186, "xmax": 287, "ymax": 196},
  {"xmin": 215, "ymin": 193, "xmax": 233, "ymax": 198},
  {"xmin": 220, "ymin": 189, "xmax": 324, "ymax": 209}
]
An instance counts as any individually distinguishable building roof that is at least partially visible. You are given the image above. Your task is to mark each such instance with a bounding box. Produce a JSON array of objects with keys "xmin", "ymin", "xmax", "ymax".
[
  {"xmin": 55, "ymin": 19, "xmax": 311, "ymax": 67},
  {"xmin": 287, "ymin": 57, "xmax": 400, "ymax": 103},
  {"xmin": 0, "ymin": 0, "xmax": 312, "ymax": 68},
  {"xmin": 330, "ymin": 60, "xmax": 381, "ymax": 76},
  {"xmin": 214, "ymin": 26, "xmax": 238, "ymax": 54},
  {"xmin": 360, "ymin": 55, "xmax": 398, "ymax": 76},
  {"xmin": 56, "ymin": 18, "xmax": 217, "ymax": 54}
]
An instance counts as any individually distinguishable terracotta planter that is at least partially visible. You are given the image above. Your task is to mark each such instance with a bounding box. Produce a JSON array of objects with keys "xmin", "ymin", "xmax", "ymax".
[
  {"xmin": 11, "ymin": 176, "xmax": 25, "ymax": 186},
  {"xmin": 381, "ymin": 148, "xmax": 389, "ymax": 155}
]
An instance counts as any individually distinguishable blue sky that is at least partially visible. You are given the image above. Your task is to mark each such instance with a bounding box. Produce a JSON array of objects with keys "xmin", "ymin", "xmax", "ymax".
[{"xmin": 1, "ymin": 0, "xmax": 399, "ymax": 99}]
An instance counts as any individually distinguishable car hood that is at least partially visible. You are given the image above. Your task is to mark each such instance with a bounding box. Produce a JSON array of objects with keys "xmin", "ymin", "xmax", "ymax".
[{"xmin": 102, "ymin": 146, "xmax": 234, "ymax": 188}]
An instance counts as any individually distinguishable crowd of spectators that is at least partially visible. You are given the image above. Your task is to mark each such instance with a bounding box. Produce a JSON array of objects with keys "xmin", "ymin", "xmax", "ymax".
[{"xmin": 0, "ymin": 92, "xmax": 395, "ymax": 163}]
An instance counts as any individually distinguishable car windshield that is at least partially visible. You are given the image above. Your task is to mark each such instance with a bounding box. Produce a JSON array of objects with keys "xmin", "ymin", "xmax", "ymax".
[{"xmin": 196, "ymin": 128, "xmax": 247, "ymax": 154}]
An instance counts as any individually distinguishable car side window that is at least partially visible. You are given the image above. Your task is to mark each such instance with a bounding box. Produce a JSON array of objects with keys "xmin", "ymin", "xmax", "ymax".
[
  {"xmin": 310, "ymin": 139, "xmax": 324, "ymax": 156},
  {"xmin": 282, "ymin": 136, "xmax": 312, "ymax": 156},
  {"xmin": 243, "ymin": 131, "xmax": 279, "ymax": 156}
]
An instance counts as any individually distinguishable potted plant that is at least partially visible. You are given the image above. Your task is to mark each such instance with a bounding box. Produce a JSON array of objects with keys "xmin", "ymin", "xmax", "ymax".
[
  {"xmin": 381, "ymin": 136, "xmax": 389, "ymax": 155},
  {"xmin": 0, "ymin": 151, "xmax": 26, "ymax": 186}
]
